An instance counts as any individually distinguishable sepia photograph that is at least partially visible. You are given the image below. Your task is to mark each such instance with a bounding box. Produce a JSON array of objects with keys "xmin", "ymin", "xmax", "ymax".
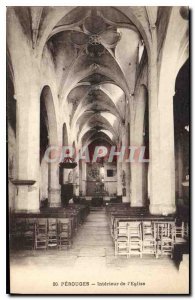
[{"xmin": 6, "ymin": 5, "xmax": 190, "ymax": 295}]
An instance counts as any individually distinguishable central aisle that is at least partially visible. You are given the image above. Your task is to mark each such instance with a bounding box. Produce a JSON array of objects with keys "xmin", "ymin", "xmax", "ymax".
[{"xmin": 73, "ymin": 207, "xmax": 113, "ymax": 255}]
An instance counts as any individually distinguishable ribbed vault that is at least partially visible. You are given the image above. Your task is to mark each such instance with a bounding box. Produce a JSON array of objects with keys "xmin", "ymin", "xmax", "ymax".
[
  {"xmin": 40, "ymin": 6, "xmax": 149, "ymax": 146},
  {"xmin": 8, "ymin": 6, "xmax": 156, "ymax": 149}
]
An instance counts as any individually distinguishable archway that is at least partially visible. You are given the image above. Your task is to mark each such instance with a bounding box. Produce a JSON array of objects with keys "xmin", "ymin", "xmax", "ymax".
[
  {"xmin": 86, "ymin": 139, "xmax": 117, "ymax": 206},
  {"xmin": 40, "ymin": 86, "xmax": 61, "ymax": 208},
  {"xmin": 39, "ymin": 91, "xmax": 49, "ymax": 207},
  {"xmin": 174, "ymin": 59, "xmax": 189, "ymax": 212}
]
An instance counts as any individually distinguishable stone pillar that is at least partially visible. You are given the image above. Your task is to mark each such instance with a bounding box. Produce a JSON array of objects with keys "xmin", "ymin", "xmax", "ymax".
[
  {"xmin": 130, "ymin": 87, "xmax": 147, "ymax": 207},
  {"xmin": 157, "ymin": 87, "xmax": 176, "ymax": 214},
  {"xmin": 15, "ymin": 186, "xmax": 30, "ymax": 212},
  {"xmin": 124, "ymin": 164, "xmax": 130, "ymax": 203},
  {"xmin": 117, "ymin": 158, "xmax": 122, "ymax": 196},
  {"xmin": 14, "ymin": 85, "xmax": 40, "ymax": 213},
  {"xmin": 148, "ymin": 46, "xmax": 162, "ymax": 215},
  {"xmin": 149, "ymin": 32, "xmax": 176, "ymax": 215},
  {"xmin": 79, "ymin": 160, "xmax": 82, "ymax": 196},
  {"xmin": 122, "ymin": 126, "xmax": 130, "ymax": 203},
  {"xmin": 82, "ymin": 161, "xmax": 86, "ymax": 196},
  {"xmin": 48, "ymin": 161, "xmax": 61, "ymax": 207},
  {"xmin": 131, "ymin": 163, "xmax": 146, "ymax": 207},
  {"xmin": 73, "ymin": 164, "xmax": 80, "ymax": 196}
]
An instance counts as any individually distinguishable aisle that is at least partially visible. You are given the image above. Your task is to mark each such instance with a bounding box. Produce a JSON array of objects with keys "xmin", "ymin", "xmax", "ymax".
[{"xmin": 73, "ymin": 207, "xmax": 113, "ymax": 255}]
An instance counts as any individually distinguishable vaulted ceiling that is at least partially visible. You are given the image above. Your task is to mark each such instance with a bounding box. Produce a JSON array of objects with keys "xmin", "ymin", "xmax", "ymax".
[
  {"xmin": 10, "ymin": 6, "xmax": 162, "ymax": 147},
  {"xmin": 43, "ymin": 7, "xmax": 146, "ymax": 147},
  {"xmin": 7, "ymin": 6, "xmax": 189, "ymax": 156}
]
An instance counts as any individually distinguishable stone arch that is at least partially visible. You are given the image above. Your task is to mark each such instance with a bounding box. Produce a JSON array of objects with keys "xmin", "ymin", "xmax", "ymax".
[
  {"xmin": 40, "ymin": 85, "xmax": 59, "ymax": 146},
  {"xmin": 157, "ymin": 7, "xmax": 189, "ymax": 91},
  {"xmin": 37, "ymin": 7, "xmax": 77, "ymax": 61},
  {"xmin": 70, "ymin": 85, "xmax": 122, "ymax": 131},
  {"xmin": 40, "ymin": 85, "xmax": 60, "ymax": 205},
  {"xmin": 82, "ymin": 130, "xmax": 114, "ymax": 150},
  {"xmin": 114, "ymin": 7, "xmax": 151, "ymax": 58}
]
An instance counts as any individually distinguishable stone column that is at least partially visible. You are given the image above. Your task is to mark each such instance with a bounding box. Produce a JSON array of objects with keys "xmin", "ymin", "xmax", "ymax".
[
  {"xmin": 149, "ymin": 31, "xmax": 176, "ymax": 215},
  {"xmin": 73, "ymin": 164, "xmax": 80, "ymax": 196},
  {"xmin": 14, "ymin": 85, "xmax": 40, "ymax": 213},
  {"xmin": 15, "ymin": 186, "xmax": 30, "ymax": 212},
  {"xmin": 124, "ymin": 165, "xmax": 130, "ymax": 203},
  {"xmin": 82, "ymin": 161, "xmax": 86, "ymax": 196},
  {"xmin": 131, "ymin": 163, "xmax": 147, "ymax": 207},
  {"xmin": 148, "ymin": 44, "xmax": 162, "ymax": 215},
  {"xmin": 79, "ymin": 160, "xmax": 83, "ymax": 195},
  {"xmin": 130, "ymin": 87, "xmax": 147, "ymax": 207},
  {"xmin": 48, "ymin": 161, "xmax": 61, "ymax": 207},
  {"xmin": 7, "ymin": 10, "xmax": 41, "ymax": 212},
  {"xmin": 117, "ymin": 157, "xmax": 122, "ymax": 197},
  {"xmin": 157, "ymin": 86, "xmax": 176, "ymax": 214},
  {"xmin": 122, "ymin": 125, "xmax": 130, "ymax": 203}
]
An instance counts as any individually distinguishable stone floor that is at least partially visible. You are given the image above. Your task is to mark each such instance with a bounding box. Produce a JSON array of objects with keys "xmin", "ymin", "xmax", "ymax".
[{"xmin": 9, "ymin": 208, "xmax": 189, "ymax": 294}]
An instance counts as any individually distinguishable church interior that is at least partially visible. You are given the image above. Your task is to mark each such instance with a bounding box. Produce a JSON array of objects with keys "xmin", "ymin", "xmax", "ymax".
[{"xmin": 7, "ymin": 6, "xmax": 190, "ymax": 294}]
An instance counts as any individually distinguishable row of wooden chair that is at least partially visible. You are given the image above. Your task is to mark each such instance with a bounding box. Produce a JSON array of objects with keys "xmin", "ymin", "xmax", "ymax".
[
  {"xmin": 106, "ymin": 205, "xmax": 149, "ymax": 237},
  {"xmin": 114, "ymin": 221, "xmax": 189, "ymax": 258},
  {"xmin": 10, "ymin": 204, "xmax": 90, "ymax": 251},
  {"xmin": 10, "ymin": 218, "xmax": 73, "ymax": 250},
  {"xmin": 40, "ymin": 204, "xmax": 90, "ymax": 228}
]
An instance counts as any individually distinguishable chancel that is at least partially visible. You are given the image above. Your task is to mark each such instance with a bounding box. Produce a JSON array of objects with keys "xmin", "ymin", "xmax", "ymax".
[{"xmin": 7, "ymin": 6, "xmax": 189, "ymax": 294}]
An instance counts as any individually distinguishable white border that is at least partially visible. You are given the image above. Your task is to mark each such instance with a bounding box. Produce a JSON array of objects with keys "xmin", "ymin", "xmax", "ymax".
[
  {"xmin": 1, "ymin": 0, "xmax": 195, "ymax": 6},
  {"xmin": 1, "ymin": 0, "xmax": 194, "ymax": 7},
  {"xmin": 0, "ymin": 1, "xmax": 194, "ymax": 299}
]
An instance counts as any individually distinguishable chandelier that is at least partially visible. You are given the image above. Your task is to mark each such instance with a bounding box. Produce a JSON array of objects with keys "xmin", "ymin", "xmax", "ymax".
[{"xmin": 59, "ymin": 151, "xmax": 77, "ymax": 169}]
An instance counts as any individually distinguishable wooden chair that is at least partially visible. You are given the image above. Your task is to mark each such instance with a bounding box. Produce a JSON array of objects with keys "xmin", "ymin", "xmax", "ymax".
[
  {"xmin": 11, "ymin": 218, "xmax": 26, "ymax": 250},
  {"xmin": 156, "ymin": 222, "xmax": 175, "ymax": 258},
  {"xmin": 142, "ymin": 221, "xmax": 156, "ymax": 257},
  {"xmin": 175, "ymin": 221, "xmax": 185, "ymax": 244},
  {"xmin": 23, "ymin": 218, "xmax": 36, "ymax": 250},
  {"xmin": 114, "ymin": 221, "xmax": 129, "ymax": 257},
  {"xmin": 47, "ymin": 218, "xmax": 58, "ymax": 249},
  {"xmin": 58, "ymin": 218, "xmax": 71, "ymax": 249},
  {"xmin": 35, "ymin": 218, "xmax": 48, "ymax": 250},
  {"xmin": 128, "ymin": 221, "xmax": 142, "ymax": 258},
  {"xmin": 175, "ymin": 221, "xmax": 189, "ymax": 243}
]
